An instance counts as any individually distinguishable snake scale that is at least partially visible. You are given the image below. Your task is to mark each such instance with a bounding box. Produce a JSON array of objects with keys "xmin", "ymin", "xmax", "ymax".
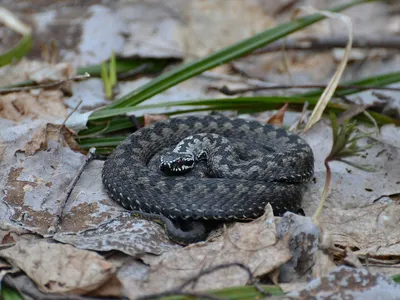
[{"xmin": 102, "ymin": 115, "xmax": 314, "ymax": 244}]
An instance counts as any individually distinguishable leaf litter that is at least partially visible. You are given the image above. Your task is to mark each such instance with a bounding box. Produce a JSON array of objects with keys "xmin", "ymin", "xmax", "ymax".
[
  {"xmin": 1, "ymin": 1, "xmax": 400, "ymax": 299},
  {"xmin": 0, "ymin": 239, "xmax": 116, "ymax": 295}
]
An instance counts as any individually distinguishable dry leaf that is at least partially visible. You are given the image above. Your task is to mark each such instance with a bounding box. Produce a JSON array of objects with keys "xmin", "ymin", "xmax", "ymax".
[
  {"xmin": 123, "ymin": 205, "xmax": 292, "ymax": 298},
  {"xmin": 288, "ymin": 265, "xmax": 400, "ymax": 299},
  {"xmin": 0, "ymin": 91, "xmax": 67, "ymax": 122},
  {"xmin": 29, "ymin": 62, "xmax": 74, "ymax": 85},
  {"xmin": 1, "ymin": 232, "xmax": 15, "ymax": 245},
  {"xmin": 87, "ymin": 275, "xmax": 122, "ymax": 298},
  {"xmin": 267, "ymin": 102, "xmax": 289, "ymax": 125},
  {"xmin": 54, "ymin": 214, "xmax": 180, "ymax": 256},
  {"xmin": 311, "ymin": 229, "xmax": 336, "ymax": 279},
  {"xmin": 320, "ymin": 203, "xmax": 400, "ymax": 256},
  {"xmin": 301, "ymin": 120, "xmax": 400, "ymax": 216},
  {"xmin": 22, "ymin": 123, "xmax": 80, "ymax": 156},
  {"xmin": 143, "ymin": 114, "xmax": 169, "ymax": 126},
  {"xmin": 0, "ymin": 240, "xmax": 116, "ymax": 295},
  {"xmin": 304, "ymin": 8, "xmax": 353, "ymax": 131},
  {"xmin": 343, "ymin": 247, "xmax": 363, "ymax": 268},
  {"xmin": 23, "ymin": 124, "xmax": 48, "ymax": 156}
]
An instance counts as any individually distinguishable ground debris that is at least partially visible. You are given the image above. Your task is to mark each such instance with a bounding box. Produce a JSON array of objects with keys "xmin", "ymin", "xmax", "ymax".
[
  {"xmin": 0, "ymin": 239, "xmax": 116, "ymax": 295},
  {"xmin": 288, "ymin": 265, "xmax": 400, "ymax": 299}
]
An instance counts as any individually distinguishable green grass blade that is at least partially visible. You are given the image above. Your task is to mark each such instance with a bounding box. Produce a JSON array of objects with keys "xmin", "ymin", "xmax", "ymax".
[
  {"xmin": 76, "ymin": 58, "xmax": 175, "ymax": 77},
  {"xmin": 78, "ymin": 136, "xmax": 126, "ymax": 148},
  {"xmin": 1, "ymin": 284, "xmax": 23, "ymax": 300},
  {"xmin": 93, "ymin": 0, "xmax": 371, "ymax": 113},
  {"xmin": 0, "ymin": 34, "xmax": 32, "ymax": 67},
  {"xmin": 301, "ymin": 71, "xmax": 400, "ymax": 97},
  {"xmin": 157, "ymin": 285, "xmax": 284, "ymax": 300},
  {"xmin": 392, "ymin": 274, "xmax": 400, "ymax": 283},
  {"xmin": 109, "ymin": 51, "xmax": 117, "ymax": 86},
  {"xmin": 88, "ymin": 96, "xmax": 316, "ymax": 120}
]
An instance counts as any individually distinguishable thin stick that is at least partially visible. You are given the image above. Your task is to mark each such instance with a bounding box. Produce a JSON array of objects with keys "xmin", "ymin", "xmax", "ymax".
[
  {"xmin": 177, "ymin": 262, "xmax": 266, "ymax": 295},
  {"xmin": 57, "ymin": 99, "xmax": 83, "ymax": 145},
  {"xmin": 48, "ymin": 147, "xmax": 97, "ymax": 234},
  {"xmin": 215, "ymin": 84, "xmax": 400, "ymax": 96},
  {"xmin": 136, "ymin": 262, "xmax": 269, "ymax": 300},
  {"xmin": 0, "ymin": 73, "xmax": 90, "ymax": 95}
]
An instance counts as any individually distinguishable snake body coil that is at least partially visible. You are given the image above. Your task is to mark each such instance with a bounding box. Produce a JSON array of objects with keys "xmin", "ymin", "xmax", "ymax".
[{"xmin": 102, "ymin": 115, "xmax": 314, "ymax": 244}]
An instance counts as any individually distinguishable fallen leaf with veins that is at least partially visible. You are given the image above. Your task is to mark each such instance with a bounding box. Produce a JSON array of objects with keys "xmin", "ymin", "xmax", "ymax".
[
  {"xmin": 122, "ymin": 205, "xmax": 292, "ymax": 298},
  {"xmin": 0, "ymin": 240, "xmax": 116, "ymax": 295},
  {"xmin": 320, "ymin": 202, "xmax": 400, "ymax": 256}
]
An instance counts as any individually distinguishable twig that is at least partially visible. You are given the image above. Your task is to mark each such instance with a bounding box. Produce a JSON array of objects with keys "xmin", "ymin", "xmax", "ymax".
[
  {"xmin": 48, "ymin": 147, "xmax": 97, "ymax": 234},
  {"xmin": 135, "ymin": 262, "xmax": 269, "ymax": 300},
  {"xmin": 0, "ymin": 73, "xmax": 90, "ymax": 95},
  {"xmin": 177, "ymin": 262, "xmax": 265, "ymax": 293},
  {"xmin": 251, "ymin": 36, "xmax": 400, "ymax": 55},
  {"xmin": 58, "ymin": 99, "xmax": 83, "ymax": 145},
  {"xmin": 214, "ymin": 84, "xmax": 400, "ymax": 96}
]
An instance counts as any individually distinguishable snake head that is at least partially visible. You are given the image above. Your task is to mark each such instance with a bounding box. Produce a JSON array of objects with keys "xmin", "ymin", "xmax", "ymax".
[{"xmin": 160, "ymin": 153, "xmax": 195, "ymax": 175}]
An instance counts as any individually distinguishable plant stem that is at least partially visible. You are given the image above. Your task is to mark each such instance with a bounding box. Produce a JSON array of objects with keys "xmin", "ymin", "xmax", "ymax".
[{"xmin": 312, "ymin": 159, "xmax": 332, "ymax": 223}]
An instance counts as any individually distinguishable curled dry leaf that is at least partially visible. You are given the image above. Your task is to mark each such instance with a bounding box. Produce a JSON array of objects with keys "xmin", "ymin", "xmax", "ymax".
[
  {"xmin": 288, "ymin": 265, "xmax": 400, "ymax": 299},
  {"xmin": 0, "ymin": 240, "xmax": 116, "ymax": 295},
  {"xmin": 124, "ymin": 205, "xmax": 292, "ymax": 298},
  {"xmin": 22, "ymin": 123, "xmax": 80, "ymax": 156},
  {"xmin": 22, "ymin": 124, "xmax": 48, "ymax": 156},
  {"xmin": 267, "ymin": 102, "xmax": 288, "ymax": 126}
]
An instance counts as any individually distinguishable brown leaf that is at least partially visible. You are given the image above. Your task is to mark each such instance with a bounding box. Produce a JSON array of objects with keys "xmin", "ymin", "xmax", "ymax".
[
  {"xmin": 267, "ymin": 102, "xmax": 288, "ymax": 125},
  {"xmin": 0, "ymin": 240, "xmax": 116, "ymax": 295},
  {"xmin": 0, "ymin": 91, "xmax": 67, "ymax": 122},
  {"xmin": 143, "ymin": 114, "xmax": 169, "ymax": 126},
  {"xmin": 320, "ymin": 203, "xmax": 400, "ymax": 256},
  {"xmin": 1, "ymin": 232, "xmax": 15, "ymax": 245},
  {"xmin": 23, "ymin": 124, "xmax": 48, "ymax": 156},
  {"xmin": 22, "ymin": 123, "xmax": 80, "ymax": 156},
  {"xmin": 87, "ymin": 275, "xmax": 122, "ymax": 298},
  {"xmin": 124, "ymin": 205, "xmax": 292, "ymax": 298}
]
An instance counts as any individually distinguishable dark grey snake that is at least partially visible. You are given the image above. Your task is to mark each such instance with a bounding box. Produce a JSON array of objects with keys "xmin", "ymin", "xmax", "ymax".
[{"xmin": 102, "ymin": 115, "xmax": 314, "ymax": 244}]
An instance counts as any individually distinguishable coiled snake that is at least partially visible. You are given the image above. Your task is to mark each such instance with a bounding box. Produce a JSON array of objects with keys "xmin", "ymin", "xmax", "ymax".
[{"xmin": 102, "ymin": 115, "xmax": 314, "ymax": 244}]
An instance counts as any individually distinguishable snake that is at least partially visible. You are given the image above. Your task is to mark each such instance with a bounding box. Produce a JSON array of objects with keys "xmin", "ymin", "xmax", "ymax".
[{"xmin": 102, "ymin": 115, "xmax": 314, "ymax": 244}]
